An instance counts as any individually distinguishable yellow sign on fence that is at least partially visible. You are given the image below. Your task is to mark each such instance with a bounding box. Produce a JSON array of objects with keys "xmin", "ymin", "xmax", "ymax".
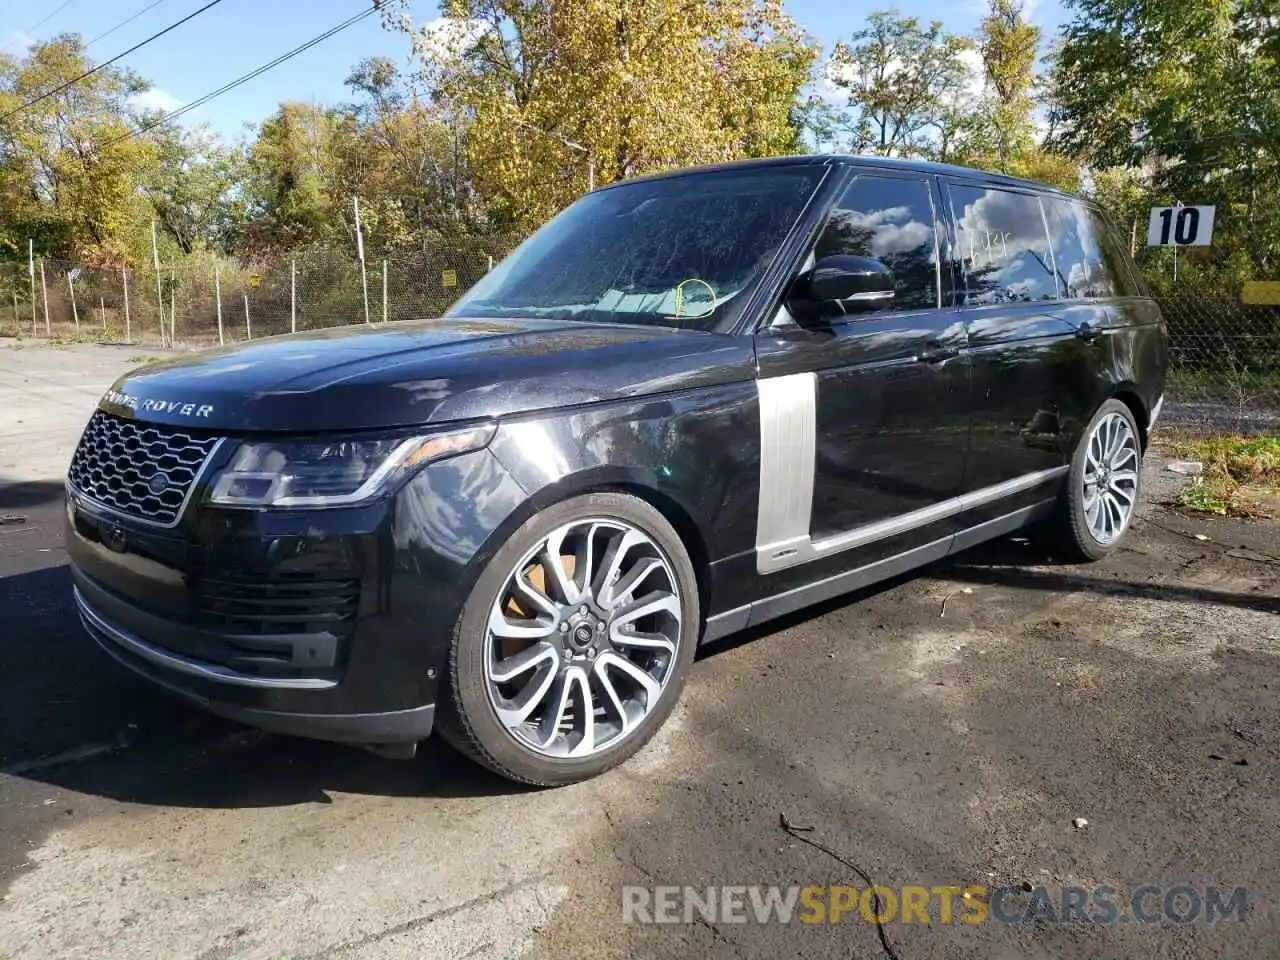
[
  {"xmin": 1241, "ymin": 281, "xmax": 1280, "ymax": 305},
  {"xmin": 442, "ymin": 269, "xmax": 457, "ymax": 289}
]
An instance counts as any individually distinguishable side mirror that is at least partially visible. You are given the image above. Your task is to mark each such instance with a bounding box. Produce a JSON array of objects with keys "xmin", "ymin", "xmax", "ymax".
[{"xmin": 795, "ymin": 254, "xmax": 896, "ymax": 308}]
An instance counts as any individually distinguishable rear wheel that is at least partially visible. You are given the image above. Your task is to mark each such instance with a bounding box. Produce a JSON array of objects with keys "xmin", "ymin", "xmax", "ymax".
[
  {"xmin": 1045, "ymin": 399, "xmax": 1143, "ymax": 561},
  {"xmin": 436, "ymin": 492, "xmax": 699, "ymax": 786}
]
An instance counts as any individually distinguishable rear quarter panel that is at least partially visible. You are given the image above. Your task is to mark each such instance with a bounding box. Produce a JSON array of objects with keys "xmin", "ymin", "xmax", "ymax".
[{"xmin": 1106, "ymin": 297, "xmax": 1169, "ymax": 438}]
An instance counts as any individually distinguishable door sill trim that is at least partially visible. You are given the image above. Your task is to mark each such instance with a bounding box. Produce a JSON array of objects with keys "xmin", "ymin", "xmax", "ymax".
[
  {"xmin": 705, "ymin": 498, "xmax": 1057, "ymax": 643},
  {"xmin": 756, "ymin": 465, "xmax": 1067, "ymax": 574}
]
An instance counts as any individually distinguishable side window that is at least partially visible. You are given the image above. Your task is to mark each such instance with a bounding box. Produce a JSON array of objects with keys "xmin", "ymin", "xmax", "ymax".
[
  {"xmin": 1043, "ymin": 197, "xmax": 1112, "ymax": 298},
  {"xmin": 813, "ymin": 176, "xmax": 939, "ymax": 313},
  {"xmin": 1085, "ymin": 206, "xmax": 1142, "ymax": 297},
  {"xmin": 949, "ymin": 184, "xmax": 1057, "ymax": 304}
]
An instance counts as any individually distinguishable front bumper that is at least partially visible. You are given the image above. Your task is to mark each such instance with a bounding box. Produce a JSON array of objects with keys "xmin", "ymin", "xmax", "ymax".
[{"xmin": 75, "ymin": 576, "xmax": 437, "ymax": 744}]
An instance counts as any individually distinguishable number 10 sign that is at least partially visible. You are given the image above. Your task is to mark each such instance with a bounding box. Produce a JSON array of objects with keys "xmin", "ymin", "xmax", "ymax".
[{"xmin": 1147, "ymin": 205, "xmax": 1216, "ymax": 247}]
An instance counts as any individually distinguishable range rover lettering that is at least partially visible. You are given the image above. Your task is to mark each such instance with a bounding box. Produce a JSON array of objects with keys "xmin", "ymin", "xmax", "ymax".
[{"xmin": 66, "ymin": 156, "xmax": 1167, "ymax": 786}]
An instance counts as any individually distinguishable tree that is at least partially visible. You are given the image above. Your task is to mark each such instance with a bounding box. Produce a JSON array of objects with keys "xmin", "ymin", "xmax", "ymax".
[
  {"xmin": 401, "ymin": 0, "xmax": 817, "ymax": 229},
  {"xmin": 824, "ymin": 10, "xmax": 974, "ymax": 158},
  {"xmin": 240, "ymin": 102, "xmax": 347, "ymax": 253},
  {"xmin": 0, "ymin": 36, "xmax": 156, "ymax": 264},
  {"xmin": 977, "ymin": 0, "xmax": 1038, "ymax": 171},
  {"xmin": 139, "ymin": 125, "xmax": 246, "ymax": 255},
  {"xmin": 337, "ymin": 57, "xmax": 486, "ymax": 241},
  {"xmin": 1049, "ymin": 0, "xmax": 1280, "ymax": 286}
]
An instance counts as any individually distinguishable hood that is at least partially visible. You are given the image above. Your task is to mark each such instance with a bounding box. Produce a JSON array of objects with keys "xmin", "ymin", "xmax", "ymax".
[{"xmin": 101, "ymin": 316, "xmax": 756, "ymax": 432}]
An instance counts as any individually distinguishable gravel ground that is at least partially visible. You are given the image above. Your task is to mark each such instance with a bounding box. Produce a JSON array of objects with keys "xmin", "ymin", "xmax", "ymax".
[{"xmin": 0, "ymin": 341, "xmax": 1277, "ymax": 960}]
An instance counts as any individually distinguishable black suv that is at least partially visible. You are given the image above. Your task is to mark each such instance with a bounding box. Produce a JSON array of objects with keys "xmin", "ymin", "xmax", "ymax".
[{"xmin": 67, "ymin": 156, "xmax": 1167, "ymax": 785}]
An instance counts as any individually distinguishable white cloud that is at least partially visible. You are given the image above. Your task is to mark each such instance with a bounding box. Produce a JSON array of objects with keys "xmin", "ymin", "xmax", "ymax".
[
  {"xmin": 130, "ymin": 88, "xmax": 184, "ymax": 115},
  {"xmin": 2, "ymin": 29, "xmax": 35, "ymax": 52},
  {"xmin": 412, "ymin": 16, "xmax": 489, "ymax": 63},
  {"xmin": 958, "ymin": 47, "xmax": 988, "ymax": 100}
]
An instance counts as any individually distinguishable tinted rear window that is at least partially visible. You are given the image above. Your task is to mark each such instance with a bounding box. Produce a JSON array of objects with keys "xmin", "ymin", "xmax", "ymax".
[
  {"xmin": 1043, "ymin": 198, "xmax": 1116, "ymax": 298},
  {"xmin": 949, "ymin": 185, "xmax": 1057, "ymax": 304},
  {"xmin": 1084, "ymin": 205, "xmax": 1142, "ymax": 297}
]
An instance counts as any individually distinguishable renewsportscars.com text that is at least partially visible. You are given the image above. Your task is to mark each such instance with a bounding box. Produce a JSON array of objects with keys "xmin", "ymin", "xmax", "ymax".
[{"xmin": 622, "ymin": 884, "xmax": 1248, "ymax": 926}]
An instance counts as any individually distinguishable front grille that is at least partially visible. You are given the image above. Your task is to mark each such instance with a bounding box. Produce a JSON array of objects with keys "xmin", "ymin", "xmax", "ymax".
[
  {"xmin": 194, "ymin": 576, "xmax": 361, "ymax": 637},
  {"xmin": 68, "ymin": 411, "xmax": 220, "ymax": 525}
]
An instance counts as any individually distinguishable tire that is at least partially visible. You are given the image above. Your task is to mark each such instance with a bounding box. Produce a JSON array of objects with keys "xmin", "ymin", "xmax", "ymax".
[
  {"xmin": 1045, "ymin": 399, "xmax": 1143, "ymax": 562},
  {"xmin": 435, "ymin": 492, "xmax": 700, "ymax": 786}
]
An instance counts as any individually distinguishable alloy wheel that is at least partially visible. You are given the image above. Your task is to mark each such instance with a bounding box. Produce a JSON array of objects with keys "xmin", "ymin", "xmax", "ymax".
[
  {"xmin": 483, "ymin": 518, "xmax": 683, "ymax": 759},
  {"xmin": 1082, "ymin": 412, "xmax": 1139, "ymax": 544}
]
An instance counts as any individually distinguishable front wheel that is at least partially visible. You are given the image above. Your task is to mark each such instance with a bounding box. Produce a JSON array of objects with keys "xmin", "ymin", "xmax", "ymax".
[
  {"xmin": 436, "ymin": 492, "xmax": 699, "ymax": 786},
  {"xmin": 1045, "ymin": 399, "xmax": 1143, "ymax": 562}
]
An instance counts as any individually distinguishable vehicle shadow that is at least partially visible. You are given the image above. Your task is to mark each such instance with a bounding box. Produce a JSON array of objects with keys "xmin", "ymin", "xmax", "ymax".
[
  {"xmin": 1, "ymin": 562, "xmax": 523, "ymax": 808},
  {"xmin": 946, "ymin": 531, "xmax": 1280, "ymax": 615},
  {"xmin": 0, "ymin": 479, "xmax": 66, "ymax": 511}
]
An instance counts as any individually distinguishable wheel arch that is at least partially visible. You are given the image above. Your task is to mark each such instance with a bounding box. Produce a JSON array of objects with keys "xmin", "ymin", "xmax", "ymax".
[
  {"xmin": 1109, "ymin": 385, "xmax": 1151, "ymax": 450},
  {"xmin": 466, "ymin": 466, "xmax": 714, "ymax": 629}
]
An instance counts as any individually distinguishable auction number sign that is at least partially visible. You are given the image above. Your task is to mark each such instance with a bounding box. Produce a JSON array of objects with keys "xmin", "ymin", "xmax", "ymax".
[{"xmin": 1147, "ymin": 205, "xmax": 1215, "ymax": 247}]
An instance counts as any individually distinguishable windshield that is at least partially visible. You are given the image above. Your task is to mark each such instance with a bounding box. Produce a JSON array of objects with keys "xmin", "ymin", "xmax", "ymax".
[{"xmin": 447, "ymin": 166, "xmax": 825, "ymax": 331}]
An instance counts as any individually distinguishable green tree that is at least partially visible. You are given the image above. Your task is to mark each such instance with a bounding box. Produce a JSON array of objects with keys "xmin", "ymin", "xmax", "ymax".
[
  {"xmin": 1049, "ymin": 0, "xmax": 1280, "ymax": 286},
  {"xmin": 240, "ymin": 102, "xmax": 347, "ymax": 253},
  {"xmin": 0, "ymin": 36, "xmax": 155, "ymax": 264},
  {"xmin": 139, "ymin": 125, "xmax": 246, "ymax": 255},
  {"xmin": 977, "ymin": 0, "xmax": 1038, "ymax": 171},
  {"xmin": 824, "ymin": 10, "xmax": 974, "ymax": 158}
]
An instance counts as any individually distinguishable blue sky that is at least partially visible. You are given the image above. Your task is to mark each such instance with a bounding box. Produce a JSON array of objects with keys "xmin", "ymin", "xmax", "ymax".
[{"xmin": 1, "ymin": 0, "xmax": 1070, "ymax": 139}]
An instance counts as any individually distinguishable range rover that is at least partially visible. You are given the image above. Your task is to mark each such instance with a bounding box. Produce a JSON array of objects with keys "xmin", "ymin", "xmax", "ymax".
[{"xmin": 66, "ymin": 156, "xmax": 1167, "ymax": 785}]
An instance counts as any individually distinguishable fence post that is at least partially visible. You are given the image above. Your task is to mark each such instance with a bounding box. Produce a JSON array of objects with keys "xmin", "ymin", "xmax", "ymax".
[
  {"xmin": 382, "ymin": 258, "xmax": 388, "ymax": 324},
  {"xmin": 28, "ymin": 241, "xmax": 36, "ymax": 336},
  {"xmin": 291, "ymin": 258, "xmax": 297, "ymax": 334},
  {"xmin": 169, "ymin": 269, "xmax": 176, "ymax": 345},
  {"xmin": 68, "ymin": 271, "xmax": 79, "ymax": 331},
  {"xmin": 214, "ymin": 264, "xmax": 224, "ymax": 346},
  {"xmin": 100, "ymin": 297, "xmax": 106, "ymax": 331},
  {"xmin": 487, "ymin": 254, "xmax": 493, "ymax": 272},
  {"xmin": 121, "ymin": 267, "xmax": 131, "ymax": 342},
  {"xmin": 151, "ymin": 221, "xmax": 166, "ymax": 346},
  {"xmin": 10, "ymin": 265, "xmax": 18, "ymax": 329},
  {"xmin": 243, "ymin": 293, "xmax": 251, "ymax": 340},
  {"xmin": 38, "ymin": 259, "xmax": 50, "ymax": 335},
  {"xmin": 355, "ymin": 196, "xmax": 370, "ymax": 324}
]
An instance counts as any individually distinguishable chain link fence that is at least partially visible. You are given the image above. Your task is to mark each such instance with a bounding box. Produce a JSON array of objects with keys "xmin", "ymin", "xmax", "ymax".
[
  {"xmin": 0, "ymin": 237, "xmax": 521, "ymax": 348},
  {"xmin": 1156, "ymin": 295, "xmax": 1280, "ymax": 434},
  {"xmin": 1, "ymin": 241, "xmax": 1277, "ymax": 435}
]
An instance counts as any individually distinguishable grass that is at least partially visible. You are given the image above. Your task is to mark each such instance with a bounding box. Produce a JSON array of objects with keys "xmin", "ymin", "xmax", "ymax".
[
  {"xmin": 1174, "ymin": 435, "xmax": 1280, "ymax": 517},
  {"xmin": 126, "ymin": 354, "xmax": 165, "ymax": 365}
]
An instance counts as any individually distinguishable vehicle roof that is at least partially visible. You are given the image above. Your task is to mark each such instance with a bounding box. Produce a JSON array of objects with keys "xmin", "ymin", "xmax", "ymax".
[{"xmin": 603, "ymin": 153, "xmax": 1080, "ymax": 199}]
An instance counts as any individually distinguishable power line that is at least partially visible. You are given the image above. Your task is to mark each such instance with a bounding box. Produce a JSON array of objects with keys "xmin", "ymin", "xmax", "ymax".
[
  {"xmin": 0, "ymin": 0, "xmax": 79, "ymax": 52},
  {"xmin": 24, "ymin": 0, "xmax": 78, "ymax": 34},
  {"xmin": 86, "ymin": 0, "xmax": 174, "ymax": 49},
  {"xmin": 1, "ymin": 0, "xmax": 225, "ymax": 121},
  {"xmin": 101, "ymin": 5, "xmax": 379, "ymax": 149}
]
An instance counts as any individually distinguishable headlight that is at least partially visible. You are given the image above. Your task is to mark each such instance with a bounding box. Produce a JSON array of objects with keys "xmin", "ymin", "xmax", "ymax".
[{"xmin": 208, "ymin": 423, "xmax": 496, "ymax": 508}]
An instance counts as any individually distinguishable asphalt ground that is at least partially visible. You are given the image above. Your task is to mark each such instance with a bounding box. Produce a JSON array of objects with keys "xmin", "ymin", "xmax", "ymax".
[{"xmin": 1, "ymin": 340, "xmax": 1277, "ymax": 960}]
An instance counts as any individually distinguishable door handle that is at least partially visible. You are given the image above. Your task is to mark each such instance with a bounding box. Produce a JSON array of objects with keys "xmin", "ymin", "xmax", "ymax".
[
  {"xmin": 915, "ymin": 345, "xmax": 959, "ymax": 364},
  {"xmin": 1075, "ymin": 322, "xmax": 1102, "ymax": 343}
]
